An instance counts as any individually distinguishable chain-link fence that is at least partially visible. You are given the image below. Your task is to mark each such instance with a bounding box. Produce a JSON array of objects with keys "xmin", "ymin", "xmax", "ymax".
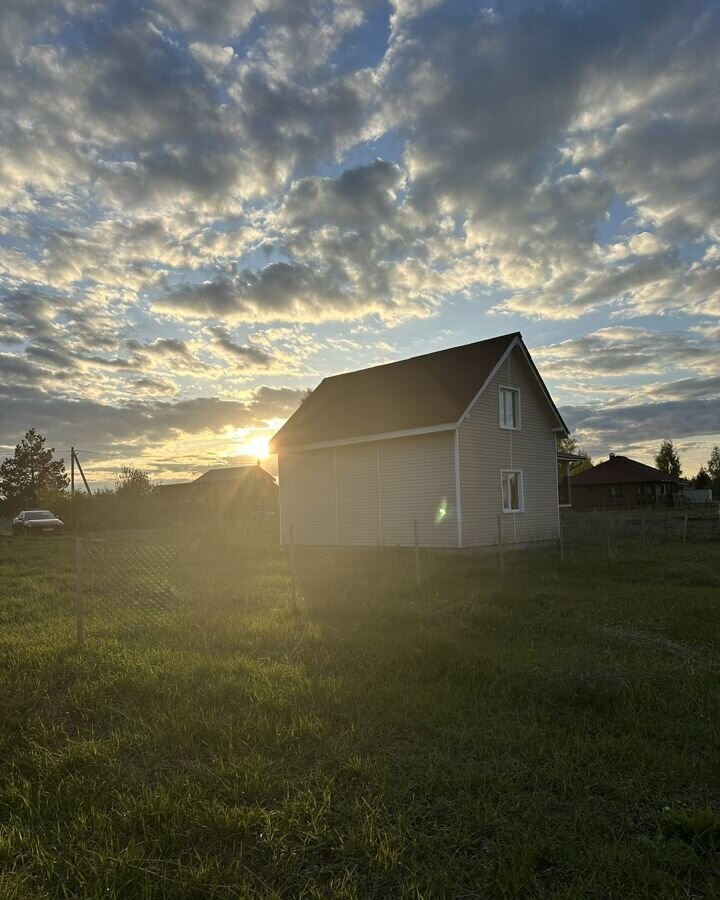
[
  {"xmin": 560, "ymin": 506, "xmax": 720, "ymax": 559},
  {"xmin": 77, "ymin": 539, "xmax": 189, "ymax": 641},
  {"xmin": 73, "ymin": 526, "xmax": 291, "ymax": 645},
  {"xmin": 68, "ymin": 506, "xmax": 720, "ymax": 646}
]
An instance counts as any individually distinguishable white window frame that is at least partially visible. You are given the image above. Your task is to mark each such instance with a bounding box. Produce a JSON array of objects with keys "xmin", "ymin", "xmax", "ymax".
[
  {"xmin": 499, "ymin": 385, "xmax": 521, "ymax": 430},
  {"xmin": 501, "ymin": 469, "xmax": 524, "ymax": 513}
]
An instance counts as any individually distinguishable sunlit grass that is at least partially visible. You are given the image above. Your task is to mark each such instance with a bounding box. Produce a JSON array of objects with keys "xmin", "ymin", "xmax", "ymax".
[{"xmin": 0, "ymin": 527, "xmax": 719, "ymax": 897}]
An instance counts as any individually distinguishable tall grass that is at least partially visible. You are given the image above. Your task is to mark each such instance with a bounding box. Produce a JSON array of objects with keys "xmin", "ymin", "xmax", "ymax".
[{"xmin": 1, "ymin": 528, "xmax": 719, "ymax": 898}]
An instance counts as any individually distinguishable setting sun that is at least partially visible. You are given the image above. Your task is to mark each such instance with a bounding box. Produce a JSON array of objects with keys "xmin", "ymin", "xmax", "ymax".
[{"xmin": 242, "ymin": 436, "xmax": 270, "ymax": 461}]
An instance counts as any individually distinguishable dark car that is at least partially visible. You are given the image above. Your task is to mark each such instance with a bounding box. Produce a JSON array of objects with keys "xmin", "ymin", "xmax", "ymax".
[{"xmin": 12, "ymin": 509, "xmax": 64, "ymax": 536}]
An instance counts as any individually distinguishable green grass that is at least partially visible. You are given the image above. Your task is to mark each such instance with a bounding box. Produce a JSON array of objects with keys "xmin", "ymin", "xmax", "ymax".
[{"xmin": 1, "ymin": 528, "xmax": 719, "ymax": 898}]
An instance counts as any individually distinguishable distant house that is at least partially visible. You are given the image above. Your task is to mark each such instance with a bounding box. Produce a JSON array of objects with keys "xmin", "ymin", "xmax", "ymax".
[
  {"xmin": 570, "ymin": 453, "xmax": 685, "ymax": 509},
  {"xmin": 269, "ymin": 332, "xmax": 569, "ymax": 548},
  {"xmin": 154, "ymin": 465, "xmax": 277, "ymax": 520}
]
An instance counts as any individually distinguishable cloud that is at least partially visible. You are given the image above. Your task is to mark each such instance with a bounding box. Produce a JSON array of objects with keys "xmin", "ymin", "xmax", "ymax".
[
  {"xmin": 0, "ymin": 383, "xmax": 304, "ymax": 457},
  {"xmin": 1, "ymin": 0, "xmax": 720, "ymax": 477},
  {"xmin": 378, "ymin": 0, "xmax": 719, "ymax": 318},
  {"xmin": 208, "ymin": 326, "xmax": 274, "ymax": 368},
  {"xmin": 564, "ymin": 398, "xmax": 720, "ymax": 452}
]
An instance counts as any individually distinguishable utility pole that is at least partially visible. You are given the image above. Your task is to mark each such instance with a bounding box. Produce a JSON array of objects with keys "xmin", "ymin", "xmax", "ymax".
[{"xmin": 73, "ymin": 449, "xmax": 92, "ymax": 495}]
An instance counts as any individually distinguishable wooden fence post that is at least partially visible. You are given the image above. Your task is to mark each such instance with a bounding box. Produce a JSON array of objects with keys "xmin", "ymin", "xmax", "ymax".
[
  {"xmin": 665, "ymin": 507, "xmax": 670, "ymax": 542},
  {"xmin": 683, "ymin": 510, "xmax": 688, "ymax": 543},
  {"xmin": 497, "ymin": 514, "xmax": 505, "ymax": 573},
  {"xmin": 640, "ymin": 510, "xmax": 646, "ymax": 545},
  {"xmin": 413, "ymin": 519, "xmax": 421, "ymax": 587},
  {"xmin": 558, "ymin": 519, "xmax": 565, "ymax": 562},
  {"xmin": 289, "ymin": 524, "xmax": 297, "ymax": 611},
  {"xmin": 75, "ymin": 537, "xmax": 84, "ymax": 647}
]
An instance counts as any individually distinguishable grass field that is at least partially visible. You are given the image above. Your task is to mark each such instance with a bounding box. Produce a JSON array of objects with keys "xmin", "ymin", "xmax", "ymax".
[{"xmin": 1, "ymin": 529, "xmax": 720, "ymax": 898}]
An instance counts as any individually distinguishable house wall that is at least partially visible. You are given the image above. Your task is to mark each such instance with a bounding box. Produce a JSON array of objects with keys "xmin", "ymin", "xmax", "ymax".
[
  {"xmin": 278, "ymin": 448, "xmax": 337, "ymax": 545},
  {"xmin": 458, "ymin": 345, "xmax": 560, "ymax": 547},
  {"xmin": 571, "ymin": 481, "xmax": 677, "ymax": 509},
  {"xmin": 278, "ymin": 430, "xmax": 458, "ymax": 547}
]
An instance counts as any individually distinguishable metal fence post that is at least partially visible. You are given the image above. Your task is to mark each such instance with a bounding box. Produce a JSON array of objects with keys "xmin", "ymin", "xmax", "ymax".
[
  {"xmin": 413, "ymin": 518, "xmax": 421, "ymax": 587},
  {"xmin": 497, "ymin": 513, "xmax": 505, "ymax": 573},
  {"xmin": 289, "ymin": 524, "xmax": 297, "ymax": 610},
  {"xmin": 75, "ymin": 537, "xmax": 84, "ymax": 647},
  {"xmin": 606, "ymin": 510, "xmax": 612, "ymax": 560}
]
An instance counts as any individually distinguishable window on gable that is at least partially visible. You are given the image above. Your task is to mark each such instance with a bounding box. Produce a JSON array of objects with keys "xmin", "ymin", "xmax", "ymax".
[
  {"xmin": 501, "ymin": 470, "xmax": 524, "ymax": 512},
  {"xmin": 499, "ymin": 386, "xmax": 520, "ymax": 429}
]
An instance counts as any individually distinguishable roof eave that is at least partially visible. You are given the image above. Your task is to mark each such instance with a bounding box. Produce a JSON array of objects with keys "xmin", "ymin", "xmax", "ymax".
[{"xmin": 271, "ymin": 421, "xmax": 458, "ymax": 454}]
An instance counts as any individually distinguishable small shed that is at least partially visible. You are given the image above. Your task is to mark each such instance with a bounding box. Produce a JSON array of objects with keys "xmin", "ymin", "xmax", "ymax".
[{"xmin": 270, "ymin": 332, "xmax": 569, "ymax": 548}]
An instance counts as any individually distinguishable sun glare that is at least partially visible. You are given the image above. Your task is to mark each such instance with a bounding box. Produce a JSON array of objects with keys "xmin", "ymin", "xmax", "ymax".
[{"xmin": 243, "ymin": 436, "xmax": 270, "ymax": 460}]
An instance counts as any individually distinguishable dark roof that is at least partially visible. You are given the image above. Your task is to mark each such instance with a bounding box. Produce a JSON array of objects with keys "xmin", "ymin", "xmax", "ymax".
[
  {"xmin": 270, "ymin": 332, "xmax": 565, "ymax": 452},
  {"xmin": 193, "ymin": 465, "xmax": 275, "ymax": 484},
  {"xmin": 572, "ymin": 455, "xmax": 683, "ymax": 486},
  {"xmin": 153, "ymin": 482, "xmax": 192, "ymax": 493}
]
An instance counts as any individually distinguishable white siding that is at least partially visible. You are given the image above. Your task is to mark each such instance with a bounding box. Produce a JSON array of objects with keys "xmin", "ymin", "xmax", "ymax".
[
  {"xmin": 458, "ymin": 346, "xmax": 559, "ymax": 547},
  {"xmin": 278, "ymin": 431, "xmax": 458, "ymax": 547},
  {"xmin": 278, "ymin": 449, "xmax": 337, "ymax": 545},
  {"xmin": 337, "ymin": 442, "xmax": 380, "ymax": 545},
  {"xmin": 378, "ymin": 432, "xmax": 458, "ymax": 548}
]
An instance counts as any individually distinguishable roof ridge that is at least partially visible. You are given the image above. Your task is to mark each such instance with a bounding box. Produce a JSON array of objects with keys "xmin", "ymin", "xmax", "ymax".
[{"xmin": 322, "ymin": 332, "xmax": 521, "ymax": 383}]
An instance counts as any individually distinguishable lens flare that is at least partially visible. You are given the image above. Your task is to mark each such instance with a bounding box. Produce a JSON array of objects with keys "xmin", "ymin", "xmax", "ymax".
[{"xmin": 435, "ymin": 496, "xmax": 448, "ymax": 524}]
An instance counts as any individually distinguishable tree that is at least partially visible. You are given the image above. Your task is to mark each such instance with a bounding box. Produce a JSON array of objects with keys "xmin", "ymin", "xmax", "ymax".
[
  {"xmin": 691, "ymin": 466, "xmax": 711, "ymax": 489},
  {"xmin": 708, "ymin": 445, "xmax": 720, "ymax": 493},
  {"xmin": 115, "ymin": 466, "xmax": 152, "ymax": 497},
  {"xmin": 0, "ymin": 429, "xmax": 68, "ymax": 510},
  {"xmin": 299, "ymin": 387, "xmax": 314, "ymax": 405},
  {"xmin": 556, "ymin": 435, "xmax": 593, "ymax": 475},
  {"xmin": 654, "ymin": 439, "xmax": 682, "ymax": 478}
]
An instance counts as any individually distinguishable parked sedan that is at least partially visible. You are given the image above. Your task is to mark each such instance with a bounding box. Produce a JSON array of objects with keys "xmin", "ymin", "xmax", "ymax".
[{"xmin": 12, "ymin": 509, "xmax": 64, "ymax": 536}]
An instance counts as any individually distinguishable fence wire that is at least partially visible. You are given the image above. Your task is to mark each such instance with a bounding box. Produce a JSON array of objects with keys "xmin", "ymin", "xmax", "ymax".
[
  {"xmin": 74, "ymin": 529, "xmax": 292, "ymax": 644},
  {"xmin": 79, "ymin": 539, "xmax": 189, "ymax": 637},
  {"xmin": 71, "ymin": 507, "xmax": 720, "ymax": 645},
  {"xmin": 561, "ymin": 507, "xmax": 720, "ymax": 558}
]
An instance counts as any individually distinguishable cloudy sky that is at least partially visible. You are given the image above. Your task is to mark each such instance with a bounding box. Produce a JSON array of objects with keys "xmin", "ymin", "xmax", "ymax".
[{"xmin": 1, "ymin": 0, "xmax": 719, "ymax": 484}]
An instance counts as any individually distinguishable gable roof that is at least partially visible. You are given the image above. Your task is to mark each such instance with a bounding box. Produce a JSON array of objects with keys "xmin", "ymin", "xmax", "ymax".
[
  {"xmin": 572, "ymin": 455, "xmax": 683, "ymax": 486},
  {"xmin": 270, "ymin": 332, "xmax": 567, "ymax": 452},
  {"xmin": 194, "ymin": 465, "xmax": 276, "ymax": 484}
]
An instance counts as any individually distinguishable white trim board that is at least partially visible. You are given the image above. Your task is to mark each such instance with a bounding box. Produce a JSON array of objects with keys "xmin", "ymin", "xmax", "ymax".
[
  {"xmin": 278, "ymin": 421, "xmax": 457, "ymax": 454},
  {"xmin": 454, "ymin": 429, "xmax": 463, "ymax": 549}
]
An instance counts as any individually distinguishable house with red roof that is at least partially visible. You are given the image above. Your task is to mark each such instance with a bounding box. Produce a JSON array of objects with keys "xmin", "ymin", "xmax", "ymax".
[{"xmin": 570, "ymin": 453, "xmax": 685, "ymax": 509}]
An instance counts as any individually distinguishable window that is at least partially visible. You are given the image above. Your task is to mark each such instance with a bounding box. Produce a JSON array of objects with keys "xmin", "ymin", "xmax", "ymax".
[
  {"xmin": 609, "ymin": 484, "xmax": 623, "ymax": 497},
  {"xmin": 501, "ymin": 470, "xmax": 524, "ymax": 512},
  {"xmin": 499, "ymin": 386, "xmax": 520, "ymax": 429}
]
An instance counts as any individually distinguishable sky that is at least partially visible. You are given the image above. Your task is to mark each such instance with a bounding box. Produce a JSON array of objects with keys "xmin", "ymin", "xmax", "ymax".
[{"xmin": 1, "ymin": 0, "xmax": 719, "ymax": 486}]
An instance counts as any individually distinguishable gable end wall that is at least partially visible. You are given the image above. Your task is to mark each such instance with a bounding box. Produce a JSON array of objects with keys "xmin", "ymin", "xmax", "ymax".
[{"xmin": 458, "ymin": 346, "xmax": 559, "ymax": 546}]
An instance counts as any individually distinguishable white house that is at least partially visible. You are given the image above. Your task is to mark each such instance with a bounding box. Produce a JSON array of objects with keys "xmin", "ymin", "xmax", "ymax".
[{"xmin": 269, "ymin": 332, "xmax": 569, "ymax": 549}]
